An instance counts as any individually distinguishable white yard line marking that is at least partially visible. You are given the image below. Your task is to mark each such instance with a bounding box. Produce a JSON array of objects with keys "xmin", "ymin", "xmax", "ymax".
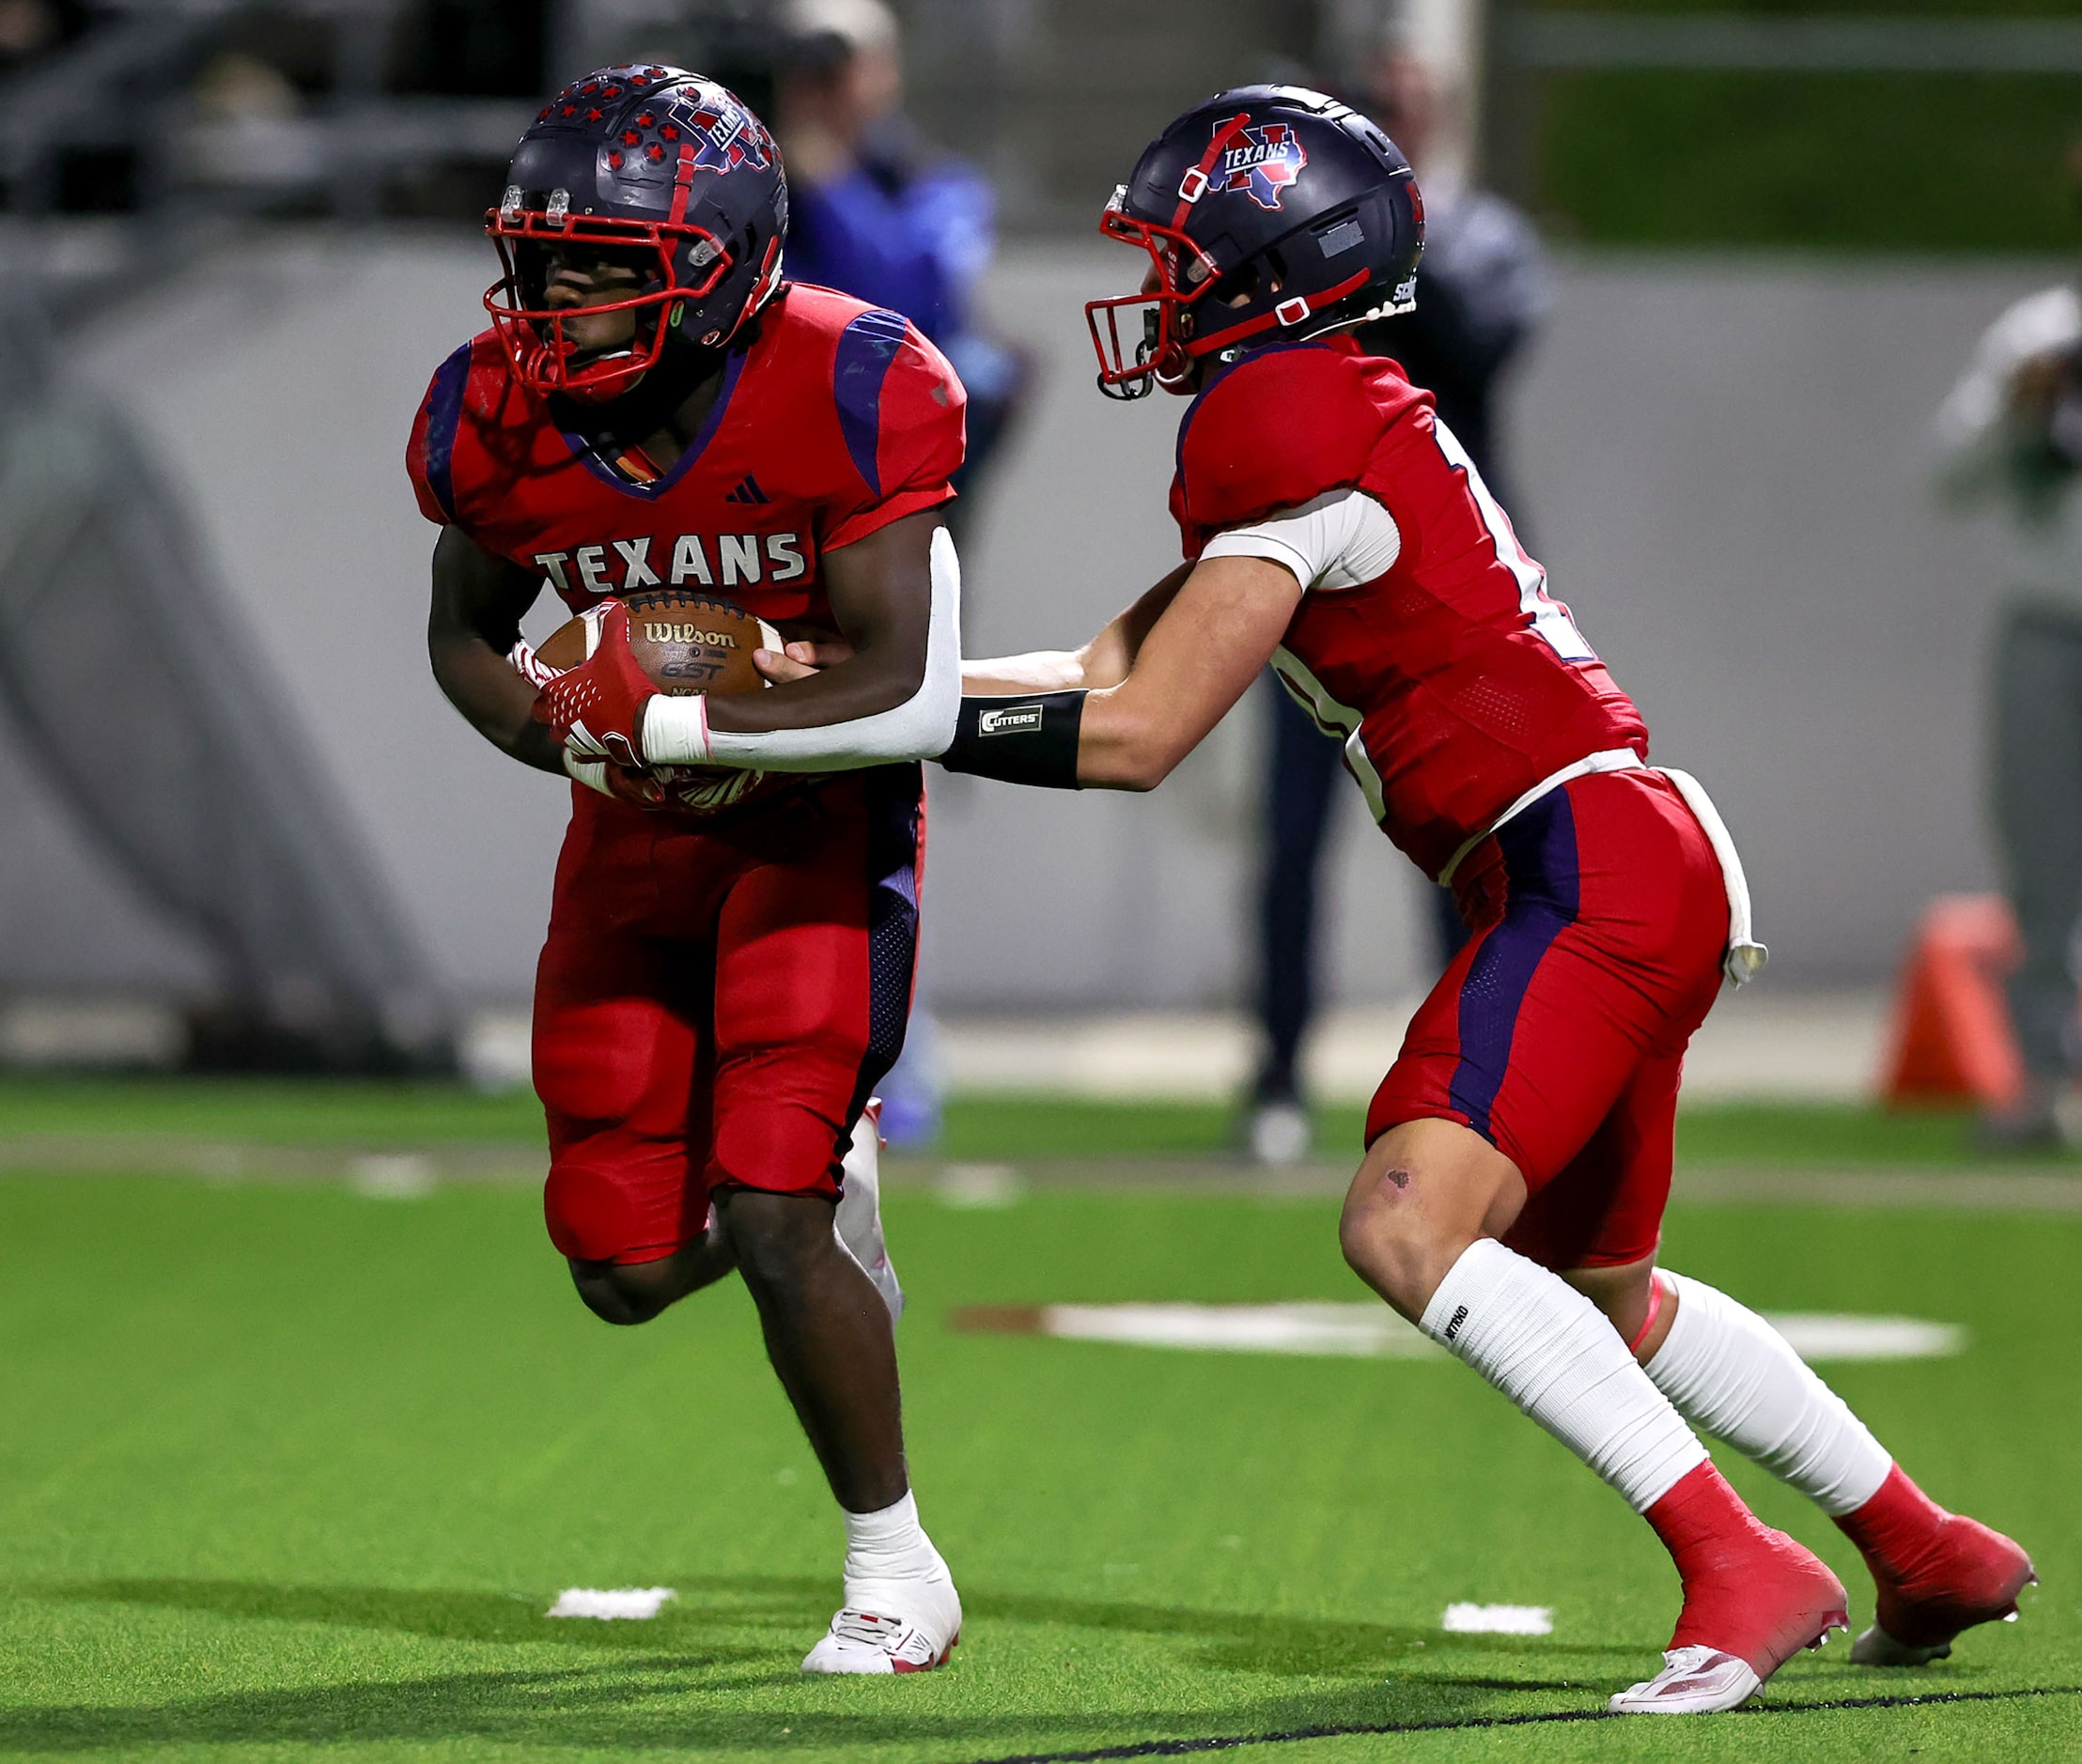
[
  {"xmin": 1442, "ymin": 1602, "xmax": 1553, "ymax": 1635},
  {"xmin": 546, "ymin": 1587, "xmax": 677, "ymax": 1620},
  {"xmin": 936, "ymin": 1163, "xmax": 1025, "ymax": 1209},
  {"xmin": 1764, "ymin": 1314, "xmax": 1967, "ymax": 1361},
  {"xmin": 1040, "ymin": 1303, "xmax": 1443, "ymax": 1358},
  {"xmin": 980, "ymin": 1304, "xmax": 1966, "ymax": 1363},
  {"xmin": 350, "ymin": 1154, "xmax": 436, "ymax": 1199}
]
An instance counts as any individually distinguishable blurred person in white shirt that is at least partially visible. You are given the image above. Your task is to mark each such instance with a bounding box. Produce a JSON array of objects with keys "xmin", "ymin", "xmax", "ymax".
[{"xmin": 1934, "ymin": 141, "xmax": 2082, "ymax": 1147}]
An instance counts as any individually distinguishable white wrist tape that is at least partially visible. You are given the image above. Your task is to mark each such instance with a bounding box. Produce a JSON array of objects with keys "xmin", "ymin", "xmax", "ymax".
[
  {"xmin": 562, "ymin": 749, "xmax": 614, "ymax": 797},
  {"xmin": 640, "ymin": 692, "xmax": 715, "ymax": 766},
  {"xmin": 646, "ymin": 525, "xmax": 964, "ymax": 774}
]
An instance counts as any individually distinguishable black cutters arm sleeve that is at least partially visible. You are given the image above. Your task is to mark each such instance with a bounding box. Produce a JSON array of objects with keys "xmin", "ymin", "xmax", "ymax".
[{"xmin": 937, "ymin": 691, "xmax": 1087, "ymax": 788}]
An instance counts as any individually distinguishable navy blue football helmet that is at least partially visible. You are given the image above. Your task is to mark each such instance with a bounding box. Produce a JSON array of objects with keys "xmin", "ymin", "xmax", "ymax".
[
  {"xmin": 1087, "ymin": 85, "xmax": 1424, "ymax": 399},
  {"xmin": 486, "ymin": 65, "xmax": 788, "ymax": 402}
]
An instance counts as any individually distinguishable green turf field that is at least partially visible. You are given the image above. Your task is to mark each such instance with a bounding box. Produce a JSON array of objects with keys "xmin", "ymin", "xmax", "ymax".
[
  {"xmin": 0, "ymin": 1081, "xmax": 2074, "ymax": 1760},
  {"xmin": 0, "ymin": 1075, "xmax": 2049, "ymax": 1168}
]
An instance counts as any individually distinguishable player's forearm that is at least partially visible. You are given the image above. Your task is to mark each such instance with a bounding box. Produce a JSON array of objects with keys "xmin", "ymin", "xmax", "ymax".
[
  {"xmin": 1073, "ymin": 685, "xmax": 1203, "ymax": 792},
  {"xmin": 940, "ymin": 558, "xmax": 1291, "ymax": 793},
  {"xmin": 963, "ymin": 565, "xmax": 1196, "ymax": 697},
  {"xmin": 960, "ymin": 651, "xmax": 1091, "ymax": 695},
  {"xmin": 429, "ymin": 634, "xmax": 566, "ymax": 775},
  {"xmin": 652, "ymin": 643, "xmax": 957, "ymax": 773},
  {"xmin": 645, "ymin": 525, "xmax": 961, "ymax": 771},
  {"xmin": 704, "ymin": 646, "xmax": 926, "ymax": 733}
]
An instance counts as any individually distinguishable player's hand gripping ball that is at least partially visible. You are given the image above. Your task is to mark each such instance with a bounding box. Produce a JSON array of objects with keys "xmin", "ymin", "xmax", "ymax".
[{"xmin": 528, "ymin": 591, "xmax": 783, "ymax": 815}]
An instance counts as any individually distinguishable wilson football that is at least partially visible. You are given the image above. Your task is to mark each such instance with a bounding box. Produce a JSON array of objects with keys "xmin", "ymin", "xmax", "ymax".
[{"xmin": 535, "ymin": 590, "xmax": 782, "ymax": 695}]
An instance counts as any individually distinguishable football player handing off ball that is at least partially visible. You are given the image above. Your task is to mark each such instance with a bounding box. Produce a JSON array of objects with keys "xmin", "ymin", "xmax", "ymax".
[
  {"xmin": 411, "ymin": 67, "xmax": 963, "ymax": 1673},
  {"xmin": 798, "ymin": 85, "xmax": 2032, "ymax": 1710}
]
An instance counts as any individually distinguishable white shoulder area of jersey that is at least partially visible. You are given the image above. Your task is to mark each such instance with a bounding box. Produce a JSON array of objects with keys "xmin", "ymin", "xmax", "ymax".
[{"xmin": 1198, "ymin": 488, "xmax": 1401, "ymax": 594}]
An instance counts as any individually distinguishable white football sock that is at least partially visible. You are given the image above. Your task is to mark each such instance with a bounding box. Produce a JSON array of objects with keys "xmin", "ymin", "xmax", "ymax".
[
  {"xmin": 1421, "ymin": 1239, "xmax": 1708, "ymax": 1513},
  {"xmin": 1644, "ymin": 1272, "xmax": 1891, "ymax": 1517},
  {"xmin": 841, "ymin": 1491, "xmax": 944, "ymax": 1589}
]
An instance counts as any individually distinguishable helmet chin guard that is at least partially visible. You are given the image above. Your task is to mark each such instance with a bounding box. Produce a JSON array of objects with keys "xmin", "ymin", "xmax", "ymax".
[
  {"xmin": 1086, "ymin": 86, "xmax": 1423, "ymax": 400},
  {"xmin": 484, "ymin": 67, "xmax": 788, "ymax": 404}
]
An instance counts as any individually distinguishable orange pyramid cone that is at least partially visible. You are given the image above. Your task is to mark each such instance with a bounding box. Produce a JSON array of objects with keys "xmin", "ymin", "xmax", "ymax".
[{"xmin": 1882, "ymin": 894, "xmax": 2026, "ymax": 1109}]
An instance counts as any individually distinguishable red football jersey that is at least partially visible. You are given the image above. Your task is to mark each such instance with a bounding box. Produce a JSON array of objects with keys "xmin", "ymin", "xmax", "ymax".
[
  {"xmin": 407, "ymin": 283, "xmax": 965, "ymax": 628},
  {"xmin": 1172, "ymin": 335, "xmax": 1648, "ymax": 880}
]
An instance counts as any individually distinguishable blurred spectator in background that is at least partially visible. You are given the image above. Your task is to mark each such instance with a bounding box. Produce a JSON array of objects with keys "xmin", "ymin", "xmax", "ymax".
[
  {"xmin": 775, "ymin": 0, "xmax": 1027, "ymax": 533},
  {"xmin": 774, "ymin": 0, "xmax": 1031, "ymax": 1145},
  {"xmin": 1242, "ymin": 37, "xmax": 1547, "ymax": 1165},
  {"xmin": 1934, "ymin": 140, "xmax": 2082, "ymax": 1150},
  {"xmin": 0, "ymin": 0, "xmax": 84, "ymax": 73}
]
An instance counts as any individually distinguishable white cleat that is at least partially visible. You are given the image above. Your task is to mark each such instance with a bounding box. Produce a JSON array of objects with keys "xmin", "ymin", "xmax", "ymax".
[
  {"xmin": 1608, "ymin": 1645, "xmax": 1763, "ymax": 1714},
  {"xmin": 801, "ymin": 1573, "xmax": 961, "ymax": 1675},
  {"xmin": 835, "ymin": 1099, "xmax": 903, "ymax": 1324}
]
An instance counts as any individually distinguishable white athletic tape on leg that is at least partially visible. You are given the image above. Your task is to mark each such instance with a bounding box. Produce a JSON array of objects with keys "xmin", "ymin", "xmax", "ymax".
[
  {"xmin": 1645, "ymin": 1272, "xmax": 1891, "ymax": 1517},
  {"xmin": 1421, "ymin": 1239, "xmax": 1708, "ymax": 1514}
]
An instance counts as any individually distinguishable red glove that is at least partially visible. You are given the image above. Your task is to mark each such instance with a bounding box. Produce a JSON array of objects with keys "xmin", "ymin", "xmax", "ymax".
[{"xmin": 533, "ymin": 599, "xmax": 657, "ymax": 769}]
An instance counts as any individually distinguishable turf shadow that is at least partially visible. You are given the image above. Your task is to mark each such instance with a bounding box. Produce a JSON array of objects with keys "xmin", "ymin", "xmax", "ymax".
[
  {"xmin": 9, "ymin": 1577, "xmax": 2028, "ymax": 1757},
  {"xmin": 47, "ymin": 1571, "xmax": 1663, "ymax": 1682},
  {"xmin": 43, "ymin": 1577, "xmax": 815, "ymax": 1653},
  {"xmin": 9, "ymin": 1575, "xmax": 1654, "ymax": 1755},
  {"xmin": 0, "ymin": 1663, "xmax": 1579, "ymax": 1756},
  {"xmin": 959, "ymin": 1683, "xmax": 2082, "ymax": 1764},
  {"xmin": 676, "ymin": 1574, "xmax": 1640, "ymax": 1679}
]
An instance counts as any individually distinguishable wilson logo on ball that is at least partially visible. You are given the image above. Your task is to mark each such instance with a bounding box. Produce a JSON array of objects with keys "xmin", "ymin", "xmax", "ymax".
[{"xmin": 643, "ymin": 623, "xmax": 738, "ymax": 647}]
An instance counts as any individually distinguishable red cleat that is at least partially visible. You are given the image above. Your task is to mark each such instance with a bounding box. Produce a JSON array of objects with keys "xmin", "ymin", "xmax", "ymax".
[
  {"xmin": 1613, "ymin": 1462, "xmax": 1848, "ymax": 1713},
  {"xmin": 1837, "ymin": 1466, "xmax": 2036, "ymax": 1665}
]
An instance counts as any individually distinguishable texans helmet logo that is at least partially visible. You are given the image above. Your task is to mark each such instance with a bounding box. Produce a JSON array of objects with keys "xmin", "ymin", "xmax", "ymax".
[
  {"xmin": 1216, "ymin": 121, "xmax": 1308, "ymax": 210},
  {"xmin": 689, "ymin": 98, "xmax": 773, "ymax": 175}
]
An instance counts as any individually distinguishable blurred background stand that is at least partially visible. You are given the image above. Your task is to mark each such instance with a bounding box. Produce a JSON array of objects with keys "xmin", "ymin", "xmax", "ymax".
[
  {"xmin": 0, "ymin": 285, "xmax": 454, "ymax": 1072},
  {"xmin": 0, "ymin": 0, "xmax": 2070, "ymax": 1109}
]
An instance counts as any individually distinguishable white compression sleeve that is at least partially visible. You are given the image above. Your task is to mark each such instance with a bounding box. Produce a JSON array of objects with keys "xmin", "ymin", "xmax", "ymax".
[
  {"xmin": 644, "ymin": 525, "xmax": 963, "ymax": 772},
  {"xmin": 1198, "ymin": 488, "xmax": 1403, "ymax": 592},
  {"xmin": 1644, "ymin": 1272, "xmax": 1891, "ymax": 1517},
  {"xmin": 1422, "ymin": 1239, "xmax": 1709, "ymax": 1513}
]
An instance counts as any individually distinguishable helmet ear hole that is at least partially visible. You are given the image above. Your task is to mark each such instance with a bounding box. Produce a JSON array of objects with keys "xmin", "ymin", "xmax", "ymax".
[{"xmin": 1210, "ymin": 261, "xmax": 1260, "ymax": 307}]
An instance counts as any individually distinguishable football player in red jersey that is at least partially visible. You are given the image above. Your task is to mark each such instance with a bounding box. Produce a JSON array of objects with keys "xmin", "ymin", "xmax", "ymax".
[
  {"xmin": 787, "ymin": 85, "xmax": 2034, "ymax": 1710},
  {"xmin": 410, "ymin": 67, "xmax": 963, "ymax": 1674}
]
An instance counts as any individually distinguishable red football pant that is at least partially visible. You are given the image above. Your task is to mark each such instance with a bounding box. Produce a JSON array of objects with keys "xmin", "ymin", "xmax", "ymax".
[
  {"xmin": 1369, "ymin": 769, "xmax": 1729, "ymax": 1270},
  {"xmin": 532, "ymin": 766, "xmax": 924, "ymax": 1265}
]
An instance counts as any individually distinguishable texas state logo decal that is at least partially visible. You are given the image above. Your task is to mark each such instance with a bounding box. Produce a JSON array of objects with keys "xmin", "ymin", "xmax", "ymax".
[
  {"xmin": 1216, "ymin": 121, "xmax": 1308, "ymax": 210},
  {"xmin": 688, "ymin": 95, "xmax": 774, "ymax": 175}
]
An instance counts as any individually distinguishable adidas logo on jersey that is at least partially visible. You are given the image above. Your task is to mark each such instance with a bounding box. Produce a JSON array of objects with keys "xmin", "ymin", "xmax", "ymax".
[{"xmin": 724, "ymin": 475, "xmax": 770, "ymax": 504}]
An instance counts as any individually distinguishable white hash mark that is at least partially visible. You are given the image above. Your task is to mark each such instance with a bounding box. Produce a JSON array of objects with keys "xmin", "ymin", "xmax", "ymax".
[
  {"xmin": 546, "ymin": 1587, "xmax": 677, "ymax": 1620},
  {"xmin": 1441, "ymin": 1602, "xmax": 1553, "ymax": 1635}
]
